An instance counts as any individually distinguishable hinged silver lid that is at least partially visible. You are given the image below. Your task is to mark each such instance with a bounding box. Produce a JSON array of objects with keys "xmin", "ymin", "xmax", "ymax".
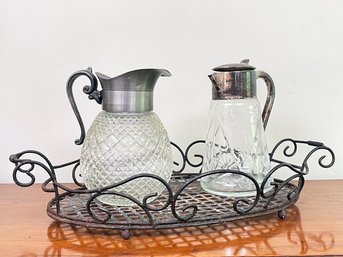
[
  {"xmin": 209, "ymin": 59, "xmax": 257, "ymax": 100},
  {"xmin": 213, "ymin": 59, "xmax": 256, "ymax": 72}
]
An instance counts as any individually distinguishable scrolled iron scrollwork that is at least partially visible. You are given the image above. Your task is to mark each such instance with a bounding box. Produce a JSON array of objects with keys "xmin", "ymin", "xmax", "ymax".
[
  {"xmin": 8, "ymin": 138, "xmax": 335, "ymax": 238},
  {"xmin": 170, "ymin": 141, "xmax": 186, "ymax": 174},
  {"xmin": 9, "ymin": 150, "xmax": 85, "ymax": 198},
  {"xmin": 184, "ymin": 140, "xmax": 205, "ymax": 169},
  {"xmin": 269, "ymin": 139, "xmax": 335, "ymax": 174},
  {"xmin": 86, "ymin": 191, "xmax": 154, "ymax": 224},
  {"xmin": 260, "ymin": 162, "xmax": 303, "ymax": 198},
  {"xmin": 70, "ymin": 161, "xmax": 84, "ymax": 188},
  {"xmin": 85, "ymin": 173, "xmax": 173, "ymax": 224},
  {"xmin": 301, "ymin": 145, "xmax": 335, "ymax": 172},
  {"xmin": 9, "ymin": 150, "xmax": 63, "ymax": 211},
  {"xmin": 261, "ymin": 139, "xmax": 335, "ymax": 208},
  {"xmin": 170, "ymin": 140, "xmax": 205, "ymax": 174},
  {"xmin": 171, "ymin": 169, "xmax": 260, "ymax": 222},
  {"xmin": 230, "ymin": 172, "xmax": 260, "ymax": 214},
  {"xmin": 270, "ymin": 138, "xmax": 298, "ymax": 159},
  {"xmin": 261, "ymin": 168, "xmax": 305, "ymax": 208},
  {"xmin": 9, "ymin": 150, "xmax": 56, "ymax": 189}
]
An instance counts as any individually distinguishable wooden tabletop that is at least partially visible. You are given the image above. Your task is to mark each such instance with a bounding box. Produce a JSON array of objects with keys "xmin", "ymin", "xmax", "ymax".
[{"xmin": 0, "ymin": 180, "xmax": 342, "ymax": 257}]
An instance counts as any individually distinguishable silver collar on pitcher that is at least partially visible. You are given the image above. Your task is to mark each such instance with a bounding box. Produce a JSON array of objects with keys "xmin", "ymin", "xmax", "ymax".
[{"xmin": 102, "ymin": 90, "xmax": 153, "ymax": 113}]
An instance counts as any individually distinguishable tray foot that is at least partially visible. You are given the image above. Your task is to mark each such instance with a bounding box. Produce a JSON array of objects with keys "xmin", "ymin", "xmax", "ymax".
[
  {"xmin": 278, "ymin": 209, "xmax": 286, "ymax": 219},
  {"xmin": 121, "ymin": 230, "xmax": 132, "ymax": 240}
]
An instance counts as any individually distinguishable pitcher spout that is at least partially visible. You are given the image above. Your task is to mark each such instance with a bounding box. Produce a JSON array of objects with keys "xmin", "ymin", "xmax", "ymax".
[
  {"xmin": 95, "ymin": 69, "xmax": 171, "ymax": 113},
  {"xmin": 96, "ymin": 69, "xmax": 171, "ymax": 91}
]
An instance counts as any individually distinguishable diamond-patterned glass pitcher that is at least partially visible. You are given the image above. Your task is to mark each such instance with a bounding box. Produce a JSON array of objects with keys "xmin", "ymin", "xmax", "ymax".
[{"xmin": 66, "ymin": 68, "xmax": 173, "ymax": 206}]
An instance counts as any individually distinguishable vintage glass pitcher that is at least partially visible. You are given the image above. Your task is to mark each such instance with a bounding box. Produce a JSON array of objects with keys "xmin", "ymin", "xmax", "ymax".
[
  {"xmin": 201, "ymin": 60, "xmax": 275, "ymax": 197},
  {"xmin": 67, "ymin": 68, "xmax": 173, "ymax": 206}
]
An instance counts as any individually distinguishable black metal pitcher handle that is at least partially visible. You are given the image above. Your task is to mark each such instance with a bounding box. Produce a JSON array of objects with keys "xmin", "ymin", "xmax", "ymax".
[
  {"xmin": 66, "ymin": 67, "xmax": 102, "ymax": 145},
  {"xmin": 256, "ymin": 70, "xmax": 275, "ymax": 129}
]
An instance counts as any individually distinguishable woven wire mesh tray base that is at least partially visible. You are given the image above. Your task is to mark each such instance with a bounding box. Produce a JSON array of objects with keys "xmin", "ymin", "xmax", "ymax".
[
  {"xmin": 48, "ymin": 176, "xmax": 296, "ymax": 229},
  {"xmin": 9, "ymin": 138, "xmax": 335, "ymax": 239}
]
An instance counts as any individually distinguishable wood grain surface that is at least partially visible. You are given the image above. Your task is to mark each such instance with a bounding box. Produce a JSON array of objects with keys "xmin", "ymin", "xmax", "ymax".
[{"xmin": 0, "ymin": 180, "xmax": 342, "ymax": 257}]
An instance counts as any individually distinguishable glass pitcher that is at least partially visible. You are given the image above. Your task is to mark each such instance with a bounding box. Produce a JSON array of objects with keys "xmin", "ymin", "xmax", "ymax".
[
  {"xmin": 67, "ymin": 68, "xmax": 173, "ymax": 206},
  {"xmin": 201, "ymin": 60, "xmax": 275, "ymax": 197}
]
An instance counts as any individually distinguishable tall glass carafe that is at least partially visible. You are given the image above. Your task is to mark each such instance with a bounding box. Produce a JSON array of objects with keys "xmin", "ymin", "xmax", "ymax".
[
  {"xmin": 201, "ymin": 60, "xmax": 275, "ymax": 197},
  {"xmin": 67, "ymin": 68, "xmax": 173, "ymax": 206}
]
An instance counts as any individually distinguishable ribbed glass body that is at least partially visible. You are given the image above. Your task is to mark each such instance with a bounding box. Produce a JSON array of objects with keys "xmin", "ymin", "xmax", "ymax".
[
  {"xmin": 80, "ymin": 111, "xmax": 173, "ymax": 206},
  {"xmin": 201, "ymin": 99, "xmax": 271, "ymax": 197}
]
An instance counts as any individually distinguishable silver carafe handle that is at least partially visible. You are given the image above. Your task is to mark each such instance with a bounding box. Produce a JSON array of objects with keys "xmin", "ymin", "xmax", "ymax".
[{"xmin": 256, "ymin": 70, "xmax": 276, "ymax": 129}]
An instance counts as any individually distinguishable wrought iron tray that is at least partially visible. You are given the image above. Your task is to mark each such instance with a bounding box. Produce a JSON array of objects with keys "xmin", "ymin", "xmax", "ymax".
[{"xmin": 9, "ymin": 138, "xmax": 334, "ymax": 239}]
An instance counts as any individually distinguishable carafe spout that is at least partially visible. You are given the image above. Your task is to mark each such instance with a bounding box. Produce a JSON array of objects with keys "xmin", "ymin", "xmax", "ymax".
[{"xmin": 208, "ymin": 74, "xmax": 218, "ymax": 85}]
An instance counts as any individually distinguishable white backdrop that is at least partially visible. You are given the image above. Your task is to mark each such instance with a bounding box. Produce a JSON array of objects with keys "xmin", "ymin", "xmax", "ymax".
[{"xmin": 1, "ymin": 0, "xmax": 342, "ymax": 183}]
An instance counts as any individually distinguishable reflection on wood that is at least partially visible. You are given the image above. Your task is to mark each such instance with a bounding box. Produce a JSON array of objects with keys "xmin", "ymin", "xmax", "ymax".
[{"xmin": 43, "ymin": 206, "xmax": 333, "ymax": 257}]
